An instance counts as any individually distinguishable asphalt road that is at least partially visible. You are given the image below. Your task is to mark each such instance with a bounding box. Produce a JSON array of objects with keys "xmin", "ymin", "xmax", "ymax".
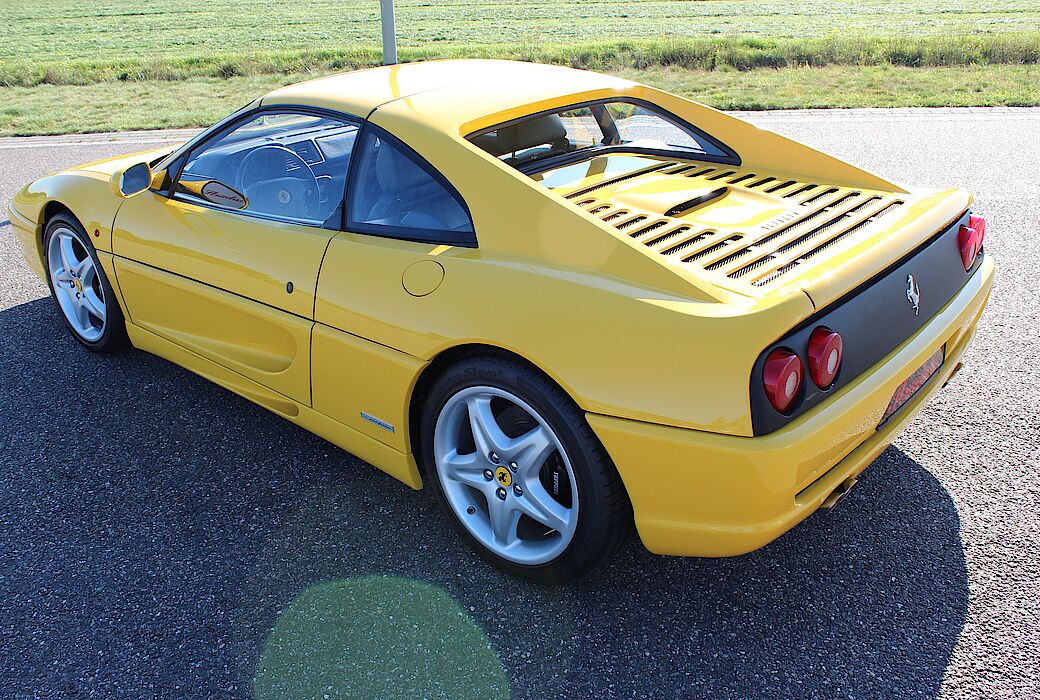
[{"xmin": 1, "ymin": 108, "xmax": 1038, "ymax": 700}]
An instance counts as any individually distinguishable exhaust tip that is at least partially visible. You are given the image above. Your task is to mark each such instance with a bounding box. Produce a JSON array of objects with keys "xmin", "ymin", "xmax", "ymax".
[{"xmin": 820, "ymin": 476, "xmax": 858, "ymax": 511}]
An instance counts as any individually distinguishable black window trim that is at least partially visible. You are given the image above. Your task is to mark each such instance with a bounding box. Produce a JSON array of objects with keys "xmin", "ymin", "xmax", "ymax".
[
  {"xmin": 466, "ymin": 96, "xmax": 741, "ymax": 176},
  {"xmin": 165, "ymin": 104, "xmax": 365, "ymax": 231},
  {"xmin": 343, "ymin": 122, "xmax": 477, "ymax": 248}
]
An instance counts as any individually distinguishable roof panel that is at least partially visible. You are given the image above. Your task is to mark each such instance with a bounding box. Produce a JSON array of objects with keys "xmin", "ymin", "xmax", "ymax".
[{"xmin": 261, "ymin": 59, "xmax": 635, "ymax": 131}]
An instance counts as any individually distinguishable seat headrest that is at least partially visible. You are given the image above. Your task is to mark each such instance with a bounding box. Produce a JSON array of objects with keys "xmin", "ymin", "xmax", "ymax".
[{"xmin": 483, "ymin": 115, "xmax": 568, "ymax": 156}]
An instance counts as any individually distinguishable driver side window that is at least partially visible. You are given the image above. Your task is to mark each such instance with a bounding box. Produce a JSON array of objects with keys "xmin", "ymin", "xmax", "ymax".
[{"xmin": 174, "ymin": 111, "xmax": 359, "ymax": 226}]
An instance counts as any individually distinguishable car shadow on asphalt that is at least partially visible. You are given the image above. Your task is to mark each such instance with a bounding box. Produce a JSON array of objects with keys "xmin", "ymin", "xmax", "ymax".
[{"xmin": 0, "ymin": 298, "xmax": 968, "ymax": 699}]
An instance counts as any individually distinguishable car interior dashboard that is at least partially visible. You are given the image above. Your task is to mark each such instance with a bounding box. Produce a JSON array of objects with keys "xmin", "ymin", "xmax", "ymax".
[{"xmin": 178, "ymin": 122, "xmax": 359, "ymax": 223}]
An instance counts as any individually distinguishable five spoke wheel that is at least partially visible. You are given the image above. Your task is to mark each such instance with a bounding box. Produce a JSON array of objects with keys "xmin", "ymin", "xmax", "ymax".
[
  {"xmin": 433, "ymin": 386, "xmax": 579, "ymax": 565},
  {"xmin": 47, "ymin": 227, "xmax": 106, "ymax": 343}
]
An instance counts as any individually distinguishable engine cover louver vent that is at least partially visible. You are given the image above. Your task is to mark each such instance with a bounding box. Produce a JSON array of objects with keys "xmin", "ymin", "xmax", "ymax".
[{"xmin": 571, "ymin": 161, "xmax": 904, "ymax": 290}]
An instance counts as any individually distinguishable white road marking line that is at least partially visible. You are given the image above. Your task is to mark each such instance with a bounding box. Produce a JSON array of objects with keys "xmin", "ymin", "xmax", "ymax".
[
  {"xmin": 2, "ymin": 108, "xmax": 1038, "ymax": 149},
  {"xmin": 0, "ymin": 138, "xmax": 191, "ymax": 150}
]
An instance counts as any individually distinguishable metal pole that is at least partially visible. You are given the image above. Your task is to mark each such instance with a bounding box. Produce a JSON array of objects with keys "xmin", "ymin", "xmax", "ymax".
[{"xmin": 379, "ymin": 0, "xmax": 398, "ymax": 65}]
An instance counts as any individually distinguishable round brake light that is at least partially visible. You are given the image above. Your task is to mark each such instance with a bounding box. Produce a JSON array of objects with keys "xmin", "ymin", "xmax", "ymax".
[
  {"xmin": 807, "ymin": 327, "xmax": 843, "ymax": 389},
  {"xmin": 958, "ymin": 214, "xmax": 986, "ymax": 271},
  {"xmin": 762, "ymin": 348, "xmax": 804, "ymax": 413}
]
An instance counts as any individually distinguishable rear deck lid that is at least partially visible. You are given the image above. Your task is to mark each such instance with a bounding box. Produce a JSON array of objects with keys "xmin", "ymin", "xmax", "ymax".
[{"xmin": 543, "ymin": 155, "xmax": 967, "ymax": 308}]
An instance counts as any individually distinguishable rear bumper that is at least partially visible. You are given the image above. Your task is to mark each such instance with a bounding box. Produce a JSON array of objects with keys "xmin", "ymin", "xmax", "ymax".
[{"xmin": 589, "ymin": 255, "xmax": 994, "ymax": 557}]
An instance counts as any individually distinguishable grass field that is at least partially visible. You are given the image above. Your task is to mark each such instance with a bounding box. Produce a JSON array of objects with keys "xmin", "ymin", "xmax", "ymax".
[{"xmin": 1, "ymin": 0, "xmax": 1038, "ymax": 135}]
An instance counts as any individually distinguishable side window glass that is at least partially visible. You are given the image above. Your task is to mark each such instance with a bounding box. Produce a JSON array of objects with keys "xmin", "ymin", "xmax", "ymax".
[
  {"xmin": 348, "ymin": 128, "xmax": 474, "ymax": 242},
  {"xmin": 175, "ymin": 112, "xmax": 359, "ymax": 225}
]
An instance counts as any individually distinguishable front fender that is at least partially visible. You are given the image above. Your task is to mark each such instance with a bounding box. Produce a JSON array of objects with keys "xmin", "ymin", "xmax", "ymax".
[
  {"xmin": 9, "ymin": 145, "xmax": 179, "ymax": 263},
  {"xmin": 10, "ymin": 171, "xmax": 125, "ymax": 289}
]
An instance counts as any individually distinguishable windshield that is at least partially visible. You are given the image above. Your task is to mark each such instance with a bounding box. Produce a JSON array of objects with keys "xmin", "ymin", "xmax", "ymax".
[{"xmin": 468, "ymin": 100, "xmax": 734, "ymax": 170}]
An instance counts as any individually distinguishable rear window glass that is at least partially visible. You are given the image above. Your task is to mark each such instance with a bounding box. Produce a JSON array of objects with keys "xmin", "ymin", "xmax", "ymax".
[{"xmin": 468, "ymin": 100, "xmax": 734, "ymax": 170}]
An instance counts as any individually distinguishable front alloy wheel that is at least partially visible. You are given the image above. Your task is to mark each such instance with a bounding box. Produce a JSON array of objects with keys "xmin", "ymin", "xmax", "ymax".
[
  {"xmin": 47, "ymin": 226, "xmax": 107, "ymax": 342},
  {"xmin": 43, "ymin": 213, "xmax": 128, "ymax": 353}
]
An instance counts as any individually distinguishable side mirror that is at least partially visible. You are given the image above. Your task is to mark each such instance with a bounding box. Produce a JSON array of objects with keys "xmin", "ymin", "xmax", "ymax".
[{"xmin": 115, "ymin": 162, "xmax": 153, "ymax": 198}]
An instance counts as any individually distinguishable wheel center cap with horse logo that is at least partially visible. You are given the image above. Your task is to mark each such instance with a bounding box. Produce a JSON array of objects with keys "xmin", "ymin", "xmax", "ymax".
[{"xmin": 494, "ymin": 466, "xmax": 512, "ymax": 487}]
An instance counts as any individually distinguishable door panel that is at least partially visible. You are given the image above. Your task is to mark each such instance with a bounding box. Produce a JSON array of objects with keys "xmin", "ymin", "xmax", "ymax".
[
  {"xmin": 114, "ymin": 192, "xmax": 333, "ymax": 317},
  {"xmin": 115, "ymin": 257, "xmax": 314, "ymax": 404},
  {"xmin": 112, "ymin": 192, "xmax": 334, "ymax": 405}
]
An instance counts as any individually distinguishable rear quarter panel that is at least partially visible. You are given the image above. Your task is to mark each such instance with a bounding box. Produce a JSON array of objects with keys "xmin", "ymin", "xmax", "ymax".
[{"xmin": 314, "ymin": 232, "xmax": 814, "ymax": 438}]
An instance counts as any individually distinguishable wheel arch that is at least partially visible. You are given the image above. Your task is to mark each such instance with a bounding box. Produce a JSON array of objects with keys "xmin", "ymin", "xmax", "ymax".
[
  {"xmin": 40, "ymin": 200, "xmax": 78, "ymax": 242},
  {"xmin": 42, "ymin": 199, "xmax": 76, "ymax": 226},
  {"xmin": 406, "ymin": 342, "xmax": 589, "ymax": 475}
]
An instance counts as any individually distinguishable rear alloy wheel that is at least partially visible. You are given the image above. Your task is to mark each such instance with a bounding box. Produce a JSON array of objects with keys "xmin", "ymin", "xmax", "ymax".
[
  {"xmin": 43, "ymin": 214, "xmax": 128, "ymax": 352},
  {"xmin": 422, "ymin": 357, "xmax": 633, "ymax": 582},
  {"xmin": 434, "ymin": 385, "xmax": 579, "ymax": 565}
]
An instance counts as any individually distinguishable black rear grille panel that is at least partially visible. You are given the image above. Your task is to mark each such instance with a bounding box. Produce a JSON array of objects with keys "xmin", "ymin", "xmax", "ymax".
[{"xmin": 750, "ymin": 212, "xmax": 981, "ymax": 435}]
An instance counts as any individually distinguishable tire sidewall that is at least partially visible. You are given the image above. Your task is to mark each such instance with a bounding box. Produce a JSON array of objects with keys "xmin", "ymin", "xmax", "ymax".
[
  {"xmin": 42, "ymin": 214, "xmax": 127, "ymax": 352},
  {"xmin": 420, "ymin": 357, "xmax": 621, "ymax": 582}
]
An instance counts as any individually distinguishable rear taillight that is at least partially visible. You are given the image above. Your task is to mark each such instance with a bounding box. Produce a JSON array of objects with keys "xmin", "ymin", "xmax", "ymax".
[
  {"xmin": 958, "ymin": 214, "xmax": 986, "ymax": 271},
  {"xmin": 762, "ymin": 348, "xmax": 804, "ymax": 413},
  {"xmin": 807, "ymin": 327, "xmax": 843, "ymax": 389}
]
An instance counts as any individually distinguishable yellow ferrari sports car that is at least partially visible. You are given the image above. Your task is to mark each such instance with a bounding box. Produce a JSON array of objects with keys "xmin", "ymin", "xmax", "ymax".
[{"xmin": 9, "ymin": 60, "xmax": 993, "ymax": 582}]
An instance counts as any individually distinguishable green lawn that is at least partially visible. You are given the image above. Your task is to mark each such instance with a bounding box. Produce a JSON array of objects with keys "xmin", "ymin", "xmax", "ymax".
[
  {"xmin": 3, "ymin": 65, "xmax": 1036, "ymax": 136},
  {"xmin": 5, "ymin": 0, "xmax": 1038, "ymax": 62},
  {"xmin": 1, "ymin": 0, "xmax": 1038, "ymax": 135}
]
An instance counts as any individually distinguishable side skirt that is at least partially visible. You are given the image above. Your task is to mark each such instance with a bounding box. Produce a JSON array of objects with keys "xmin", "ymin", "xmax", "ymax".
[{"xmin": 125, "ymin": 321, "xmax": 424, "ymax": 490}]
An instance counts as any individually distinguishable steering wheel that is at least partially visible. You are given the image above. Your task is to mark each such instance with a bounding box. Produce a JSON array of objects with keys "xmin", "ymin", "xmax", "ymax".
[{"xmin": 236, "ymin": 145, "xmax": 321, "ymax": 220}]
